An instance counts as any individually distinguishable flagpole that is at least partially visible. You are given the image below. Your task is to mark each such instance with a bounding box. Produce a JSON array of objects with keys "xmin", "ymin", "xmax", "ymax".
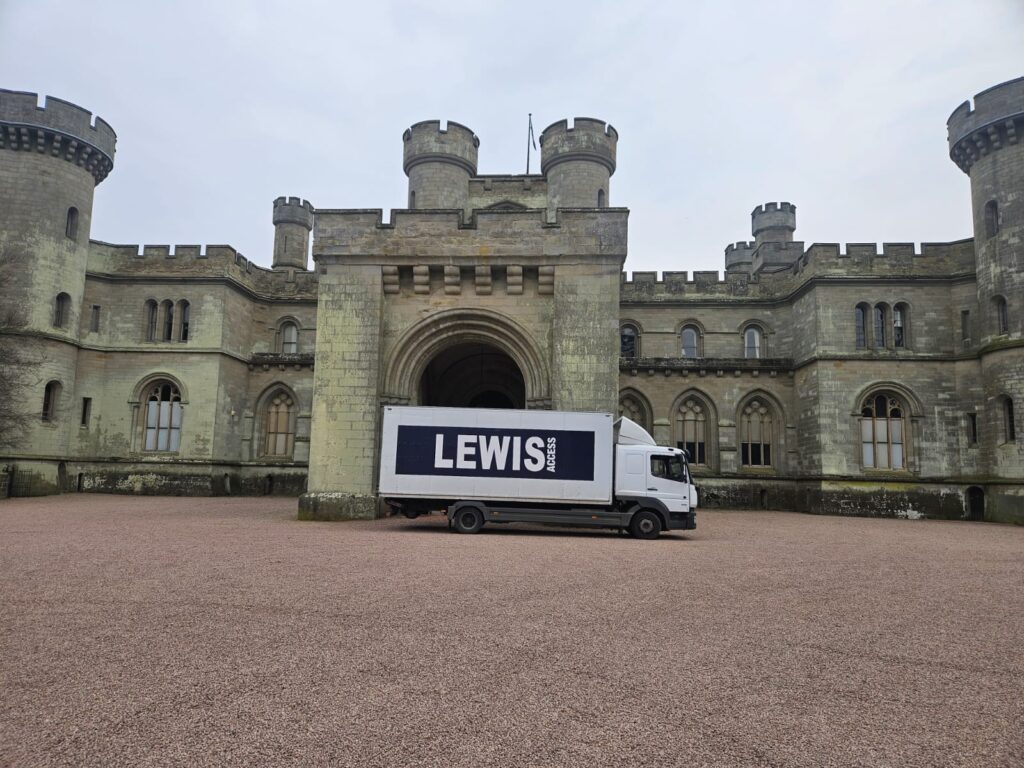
[{"xmin": 526, "ymin": 113, "xmax": 532, "ymax": 174}]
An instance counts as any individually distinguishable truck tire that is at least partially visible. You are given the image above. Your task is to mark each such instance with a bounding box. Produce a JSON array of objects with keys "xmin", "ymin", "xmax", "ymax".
[
  {"xmin": 453, "ymin": 506, "xmax": 485, "ymax": 534},
  {"xmin": 629, "ymin": 509, "xmax": 662, "ymax": 540}
]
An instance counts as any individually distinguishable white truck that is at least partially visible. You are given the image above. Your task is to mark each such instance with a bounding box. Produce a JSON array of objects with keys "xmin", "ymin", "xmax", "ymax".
[{"xmin": 378, "ymin": 406, "xmax": 697, "ymax": 538}]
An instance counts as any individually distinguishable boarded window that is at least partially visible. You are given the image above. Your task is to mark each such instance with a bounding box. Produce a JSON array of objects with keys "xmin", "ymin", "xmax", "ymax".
[
  {"xmin": 861, "ymin": 393, "xmax": 906, "ymax": 470},
  {"xmin": 264, "ymin": 391, "xmax": 296, "ymax": 457},
  {"xmin": 681, "ymin": 326, "xmax": 699, "ymax": 358},
  {"xmin": 144, "ymin": 382, "xmax": 183, "ymax": 452},
  {"xmin": 280, "ymin": 322, "xmax": 299, "ymax": 354}
]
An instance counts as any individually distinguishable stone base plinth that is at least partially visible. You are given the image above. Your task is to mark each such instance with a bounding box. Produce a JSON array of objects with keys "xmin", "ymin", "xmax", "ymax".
[{"xmin": 298, "ymin": 492, "xmax": 380, "ymax": 521}]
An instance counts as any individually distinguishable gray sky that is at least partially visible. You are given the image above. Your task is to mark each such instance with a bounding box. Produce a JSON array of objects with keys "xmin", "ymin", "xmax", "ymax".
[{"xmin": 2, "ymin": 0, "xmax": 1022, "ymax": 274}]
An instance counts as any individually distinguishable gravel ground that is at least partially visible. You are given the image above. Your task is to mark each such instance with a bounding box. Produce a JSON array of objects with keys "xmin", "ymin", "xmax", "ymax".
[{"xmin": 1, "ymin": 495, "xmax": 1022, "ymax": 768}]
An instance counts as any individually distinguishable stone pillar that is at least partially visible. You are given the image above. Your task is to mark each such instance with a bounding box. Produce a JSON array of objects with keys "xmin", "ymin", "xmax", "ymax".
[{"xmin": 299, "ymin": 265, "xmax": 384, "ymax": 520}]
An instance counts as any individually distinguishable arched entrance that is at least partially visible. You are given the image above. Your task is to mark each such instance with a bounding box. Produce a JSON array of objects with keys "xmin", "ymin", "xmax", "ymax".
[
  {"xmin": 420, "ymin": 342, "xmax": 525, "ymax": 409},
  {"xmin": 966, "ymin": 486, "xmax": 985, "ymax": 521}
]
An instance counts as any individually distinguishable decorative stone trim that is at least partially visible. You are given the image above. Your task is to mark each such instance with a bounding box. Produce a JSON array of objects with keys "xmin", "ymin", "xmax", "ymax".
[{"xmin": 0, "ymin": 121, "xmax": 115, "ymax": 183}]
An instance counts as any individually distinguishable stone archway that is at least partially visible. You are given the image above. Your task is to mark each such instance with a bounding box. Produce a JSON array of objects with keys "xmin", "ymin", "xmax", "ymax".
[
  {"xmin": 383, "ymin": 308, "xmax": 550, "ymax": 408},
  {"xmin": 420, "ymin": 342, "xmax": 525, "ymax": 408}
]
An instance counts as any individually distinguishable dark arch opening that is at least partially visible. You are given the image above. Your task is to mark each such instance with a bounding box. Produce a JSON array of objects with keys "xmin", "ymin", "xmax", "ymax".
[
  {"xmin": 420, "ymin": 342, "xmax": 525, "ymax": 409},
  {"xmin": 966, "ymin": 487, "xmax": 985, "ymax": 521}
]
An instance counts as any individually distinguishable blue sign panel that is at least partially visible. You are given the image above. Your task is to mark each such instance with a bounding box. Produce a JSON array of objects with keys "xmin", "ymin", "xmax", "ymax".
[{"xmin": 395, "ymin": 425, "xmax": 595, "ymax": 480}]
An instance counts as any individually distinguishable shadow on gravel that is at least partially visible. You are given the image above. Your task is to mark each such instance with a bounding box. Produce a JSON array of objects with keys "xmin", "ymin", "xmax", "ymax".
[{"xmin": 391, "ymin": 518, "xmax": 691, "ymax": 541}]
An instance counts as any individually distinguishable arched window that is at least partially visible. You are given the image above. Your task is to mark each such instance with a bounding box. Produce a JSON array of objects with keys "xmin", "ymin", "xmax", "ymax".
[
  {"xmin": 677, "ymin": 397, "xmax": 708, "ymax": 465},
  {"xmin": 620, "ymin": 324, "xmax": 639, "ymax": 359},
  {"xmin": 860, "ymin": 393, "xmax": 906, "ymax": 470},
  {"xmin": 739, "ymin": 398, "xmax": 774, "ymax": 467},
  {"xmin": 994, "ymin": 296, "xmax": 1008, "ymax": 335},
  {"xmin": 873, "ymin": 305, "xmax": 887, "ymax": 348},
  {"xmin": 279, "ymin": 321, "xmax": 299, "ymax": 354},
  {"xmin": 855, "ymin": 303, "xmax": 869, "ymax": 348},
  {"xmin": 144, "ymin": 300, "xmax": 158, "ymax": 341},
  {"xmin": 618, "ymin": 390, "xmax": 651, "ymax": 433},
  {"xmin": 597, "ymin": 189, "xmax": 606, "ymax": 208},
  {"xmin": 893, "ymin": 303, "xmax": 908, "ymax": 348},
  {"xmin": 161, "ymin": 300, "xmax": 174, "ymax": 342},
  {"xmin": 143, "ymin": 382, "xmax": 183, "ymax": 452},
  {"xmin": 744, "ymin": 326, "xmax": 763, "ymax": 359},
  {"xmin": 681, "ymin": 325, "xmax": 701, "ymax": 358},
  {"xmin": 178, "ymin": 300, "xmax": 190, "ymax": 342},
  {"xmin": 262, "ymin": 390, "xmax": 296, "ymax": 457},
  {"xmin": 984, "ymin": 200, "xmax": 999, "ymax": 238},
  {"xmin": 42, "ymin": 380, "xmax": 61, "ymax": 421},
  {"xmin": 53, "ymin": 293, "xmax": 71, "ymax": 328},
  {"xmin": 1003, "ymin": 397, "xmax": 1017, "ymax": 443},
  {"xmin": 65, "ymin": 207, "xmax": 79, "ymax": 240}
]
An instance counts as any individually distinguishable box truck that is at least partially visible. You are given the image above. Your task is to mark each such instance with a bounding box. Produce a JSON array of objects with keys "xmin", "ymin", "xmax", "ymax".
[{"xmin": 378, "ymin": 406, "xmax": 697, "ymax": 538}]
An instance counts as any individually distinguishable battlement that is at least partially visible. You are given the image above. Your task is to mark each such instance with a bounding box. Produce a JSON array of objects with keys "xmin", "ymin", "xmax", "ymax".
[
  {"xmin": 273, "ymin": 196, "xmax": 315, "ymax": 228},
  {"xmin": 947, "ymin": 77, "xmax": 1024, "ymax": 173},
  {"xmin": 0, "ymin": 89, "xmax": 116, "ymax": 183},
  {"xmin": 751, "ymin": 202, "xmax": 797, "ymax": 244},
  {"xmin": 402, "ymin": 119, "xmax": 479, "ymax": 175},
  {"xmin": 751, "ymin": 202, "xmax": 795, "ymax": 217},
  {"xmin": 539, "ymin": 117, "xmax": 618, "ymax": 175},
  {"xmin": 724, "ymin": 241, "xmax": 756, "ymax": 272}
]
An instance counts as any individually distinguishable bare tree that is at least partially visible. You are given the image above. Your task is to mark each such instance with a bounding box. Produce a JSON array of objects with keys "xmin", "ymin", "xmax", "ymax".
[{"xmin": 0, "ymin": 244, "xmax": 38, "ymax": 450}]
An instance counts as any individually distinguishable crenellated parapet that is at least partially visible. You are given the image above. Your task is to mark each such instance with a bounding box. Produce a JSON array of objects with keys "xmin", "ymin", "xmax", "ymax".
[
  {"xmin": 0, "ymin": 89, "xmax": 116, "ymax": 184},
  {"xmin": 539, "ymin": 118, "xmax": 618, "ymax": 175},
  {"xmin": 751, "ymin": 202, "xmax": 796, "ymax": 245},
  {"xmin": 947, "ymin": 76, "xmax": 1024, "ymax": 174},
  {"xmin": 403, "ymin": 120, "xmax": 479, "ymax": 210},
  {"xmin": 724, "ymin": 241, "xmax": 756, "ymax": 273},
  {"xmin": 273, "ymin": 196, "xmax": 314, "ymax": 227}
]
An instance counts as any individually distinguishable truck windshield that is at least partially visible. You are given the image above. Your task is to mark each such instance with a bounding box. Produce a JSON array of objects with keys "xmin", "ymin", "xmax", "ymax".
[{"xmin": 651, "ymin": 455, "xmax": 687, "ymax": 483}]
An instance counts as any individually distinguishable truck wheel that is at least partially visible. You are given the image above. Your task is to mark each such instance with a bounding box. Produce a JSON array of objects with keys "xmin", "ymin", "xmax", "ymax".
[
  {"xmin": 629, "ymin": 510, "xmax": 662, "ymax": 540},
  {"xmin": 453, "ymin": 506, "xmax": 484, "ymax": 534}
]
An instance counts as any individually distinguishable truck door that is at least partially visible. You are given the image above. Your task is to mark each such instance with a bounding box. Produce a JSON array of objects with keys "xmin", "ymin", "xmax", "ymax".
[{"xmin": 647, "ymin": 454, "xmax": 691, "ymax": 512}]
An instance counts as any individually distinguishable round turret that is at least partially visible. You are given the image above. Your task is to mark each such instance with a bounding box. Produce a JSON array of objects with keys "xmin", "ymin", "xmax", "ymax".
[
  {"xmin": 539, "ymin": 118, "xmax": 617, "ymax": 211},
  {"xmin": 272, "ymin": 196, "xmax": 314, "ymax": 270},
  {"xmin": 751, "ymin": 202, "xmax": 796, "ymax": 246},
  {"xmin": 724, "ymin": 241, "xmax": 756, "ymax": 273},
  {"xmin": 402, "ymin": 120, "xmax": 479, "ymax": 211}
]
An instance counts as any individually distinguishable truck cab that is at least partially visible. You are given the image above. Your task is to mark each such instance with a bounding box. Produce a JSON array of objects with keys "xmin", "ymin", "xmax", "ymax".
[{"xmin": 613, "ymin": 419, "xmax": 698, "ymax": 532}]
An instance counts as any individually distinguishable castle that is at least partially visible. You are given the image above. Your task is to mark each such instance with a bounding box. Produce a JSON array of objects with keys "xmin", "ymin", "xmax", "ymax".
[{"xmin": 1, "ymin": 79, "xmax": 1021, "ymax": 522}]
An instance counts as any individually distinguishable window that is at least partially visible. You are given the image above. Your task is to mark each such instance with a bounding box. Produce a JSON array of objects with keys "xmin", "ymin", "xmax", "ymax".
[
  {"xmin": 597, "ymin": 189, "xmax": 606, "ymax": 208},
  {"xmin": 42, "ymin": 381, "xmax": 61, "ymax": 421},
  {"xmin": 81, "ymin": 397, "xmax": 92, "ymax": 428},
  {"xmin": 739, "ymin": 398, "xmax": 773, "ymax": 467},
  {"xmin": 619, "ymin": 391, "xmax": 651, "ymax": 432},
  {"xmin": 744, "ymin": 327, "xmax": 762, "ymax": 359},
  {"xmin": 893, "ymin": 303, "xmax": 907, "ymax": 348},
  {"xmin": 650, "ymin": 455, "xmax": 685, "ymax": 483},
  {"xmin": 143, "ymin": 382, "xmax": 182, "ymax": 452},
  {"xmin": 280, "ymin": 321, "xmax": 299, "ymax": 354},
  {"xmin": 961, "ymin": 310, "xmax": 971, "ymax": 344},
  {"xmin": 994, "ymin": 296, "xmax": 1008, "ymax": 335},
  {"xmin": 967, "ymin": 413, "xmax": 978, "ymax": 446},
  {"xmin": 620, "ymin": 324, "xmax": 638, "ymax": 359},
  {"xmin": 178, "ymin": 300, "xmax": 190, "ymax": 342},
  {"xmin": 262, "ymin": 390, "xmax": 296, "ymax": 457},
  {"xmin": 409, "ymin": 190, "xmax": 416, "ymax": 209},
  {"xmin": 984, "ymin": 200, "xmax": 999, "ymax": 239},
  {"xmin": 66, "ymin": 207, "xmax": 79, "ymax": 240},
  {"xmin": 1004, "ymin": 397, "xmax": 1017, "ymax": 443},
  {"xmin": 161, "ymin": 300, "xmax": 174, "ymax": 342},
  {"xmin": 53, "ymin": 293, "xmax": 71, "ymax": 328},
  {"xmin": 681, "ymin": 325, "xmax": 700, "ymax": 358},
  {"xmin": 144, "ymin": 299, "xmax": 157, "ymax": 342},
  {"xmin": 90, "ymin": 305, "xmax": 101, "ymax": 332},
  {"xmin": 855, "ymin": 304, "xmax": 869, "ymax": 349},
  {"xmin": 677, "ymin": 398, "xmax": 707, "ymax": 465},
  {"xmin": 873, "ymin": 305, "xmax": 887, "ymax": 348},
  {"xmin": 860, "ymin": 393, "xmax": 906, "ymax": 470}
]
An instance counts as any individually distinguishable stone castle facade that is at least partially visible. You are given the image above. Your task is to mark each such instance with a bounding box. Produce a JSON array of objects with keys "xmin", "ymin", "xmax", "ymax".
[{"xmin": 1, "ymin": 79, "xmax": 1021, "ymax": 522}]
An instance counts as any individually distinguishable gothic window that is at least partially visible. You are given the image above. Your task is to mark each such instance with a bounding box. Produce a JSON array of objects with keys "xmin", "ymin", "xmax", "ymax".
[
  {"xmin": 744, "ymin": 326, "xmax": 763, "ymax": 359},
  {"xmin": 178, "ymin": 300, "xmax": 190, "ymax": 342},
  {"xmin": 681, "ymin": 325, "xmax": 701, "ymax": 358},
  {"xmin": 676, "ymin": 398, "xmax": 708, "ymax": 465},
  {"xmin": 262, "ymin": 390, "xmax": 296, "ymax": 458},
  {"xmin": 984, "ymin": 200, "xmax": 999, "ymax": 238},
  {"xmin": 873, "ymin": 304, "xmax": 887, "ymax": 348},
  {"xmin": 42, "ymin": 380, "xmax": 61, "ymax": 421},
  {"xmin": 65, "ymin": 207, "xmax": 79, "ymax": 240},
  {"xmin": 860, "ymin": 393, "xmax": 907, "ymax": 470},
  {"xmin": 855, "ymin": 303, "xmax": 869, "ymax": 349},
  {"xmin": 143, "ymin": 382, "xmax": 182, "ymax": 452},
  {"xmin": 144, "ymin": 300, "xmax": 158, "ymax": 341},
  {"xmin": 597, "ymin": 189, "xmax": 606, "ymax": 208},
  {"xmin": 618, "ymin": 391, "xmax": 651, "ymax": 433},
  {"xmin": 893, "ymin": 303, "xmax": 908, "ymax": 348},
  {"xmin": 620, "ymin": 324, "xmax": 639, "ymax": 359},
  {"xmin": 1003, "ymin": 397, "xmax": 1017, "ymax": 443},
  {"xmin": 53, "ymin": 292, "xmax": 71, "ymax": 328},
  {"xmin": 279, "ymin": 321, "xmax": 299, "ymax": 354},
  {"xmin": 994, "ymin": 296, "xmax": 1008, "ymax": 335},
  {"xmin": 739, "ymin": 398, "xmax": 774, "ymax": 467},
  {"xmin": 161, "ymin": 300, "xmax": 174, "ymax": 342}
]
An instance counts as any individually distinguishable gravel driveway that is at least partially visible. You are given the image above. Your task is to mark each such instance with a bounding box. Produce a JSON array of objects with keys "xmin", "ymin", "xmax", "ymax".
[{"xmin": 2, "ymin": 495, "xmax": 1022, "ymax": 767}]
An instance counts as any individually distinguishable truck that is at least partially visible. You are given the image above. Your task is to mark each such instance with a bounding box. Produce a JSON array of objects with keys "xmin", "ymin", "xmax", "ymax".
[{"xmin": 378, "ymin": 406, "xmax": 697, "ymax": 538}]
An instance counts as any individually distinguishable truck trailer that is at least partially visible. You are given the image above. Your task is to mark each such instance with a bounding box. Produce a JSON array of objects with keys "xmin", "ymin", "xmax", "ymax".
[{"xmin": 378, "ymin": 406, "xmax": 697, "ymax": 538}]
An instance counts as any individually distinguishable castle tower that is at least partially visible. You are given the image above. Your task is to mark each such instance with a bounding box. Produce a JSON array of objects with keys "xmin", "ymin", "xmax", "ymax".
[
  {"xmin": 540, "ymin": 118, "xmax": 617, "ymax": 213},
  {"xmin": 402, "ymin": 120, "xmax": 479, "ymax": 212},
  {"xmin": 751, "ymin": 202, "xmax": 796, "ymax": 246},
  {"xmin": 0, "ymin": 90, "xmax": 116, "ymax": 483},
  {"xmin": 947, "ymin": 77, "xmax": 1024, "ymax": 514},
  {"xmin": 272, "ymin": 196, "xmax": 314, "ymax": 270}
]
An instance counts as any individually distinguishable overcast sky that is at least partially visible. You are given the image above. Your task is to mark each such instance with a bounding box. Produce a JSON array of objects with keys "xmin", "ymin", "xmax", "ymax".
[{"xmin": 2, "ymin": 0, "xmax": 1022, "ymax": 274}]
